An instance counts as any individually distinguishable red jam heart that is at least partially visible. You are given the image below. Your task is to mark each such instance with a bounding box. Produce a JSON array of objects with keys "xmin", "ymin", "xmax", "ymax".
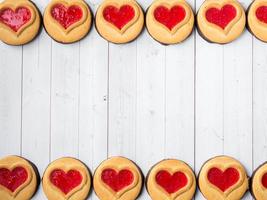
[
  {"xmin": 256, "ymin": 6, "xmax": 267, "ymax": 24},
  {"xmin": 156, "ymin": 170, "xmax": 188, "ymax": 194},
  {"xmin": 51, "ymin": 4, "xmax": 83, "ymax": 29},
  {"xmin": 50, "ymin": 169, "xmax": 82, "ymax": 195},
  {"xmin": 101, "ymin": 169, "xmax": 134, "ymax": 192},
  {"xmin": 205, "ymin": 5, "xmax": 237, "ymax": 29},
  {"xmin": 207, "ymin": 167, "xmax": 240, "ymax": 192},
  {"xmin": 0, "ymin": 167, "xmax": 28, "ymax": 192},
  {"xmin": 154, "ymin": 5, "xmax": 186, "ymax": 31},
  {"xmin": 103, "ymin": 5, "xmax": 135, "ymax": 30},
  {"xmin": 261, "ymin": 173, "xmax": 267, "ymax": 188},
  {"xmin": 0, "ymin": 7, "xmax": 31, "ymax": 32}
]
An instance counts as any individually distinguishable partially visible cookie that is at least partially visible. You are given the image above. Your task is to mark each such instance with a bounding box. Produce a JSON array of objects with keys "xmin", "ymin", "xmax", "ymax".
[
  {"xmin": 0, "ymin": 155, "xmax": 39, "ymax": 200},
  {"xmin": 95, "ymin": 0, "xmax": 144, "ymax": 44},
  {"xmin": 248, "ymin": 0, "xmax": 267, "ymax": 42},
  {"xmin": 146, "ymin": 159, "xmax": 196, "ymax": 200},
  {"xmin": 197, "ymin": 0, "xmax": 246, "ymax": 44},
  {"xmin": 93, "ymin": 156, "xmax": 143, "ymax": 200},
  {"xmin": 0, "ymin": 0, "xmax": 41, "ymax": 45},
  {"xmin": 42, "ymin": 157, "xmax": 91, "ymax": 200},
  {"xmin": 44, "ymin": 0, "xmax": 92, "ymax": 43},
  {"xmin": 198, "ymin": 156, "xmax": 249, "ymax": 200},
  {"xmin": 251, "ymin": 162, "xmax": 267, "ymax": 200},
  {"xmin": 146, "ymin": 0, "xmax": 194, "ymax": 44}
]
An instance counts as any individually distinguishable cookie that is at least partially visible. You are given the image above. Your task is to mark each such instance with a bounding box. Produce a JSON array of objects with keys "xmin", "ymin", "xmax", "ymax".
[
  {"xmin": 42, "ymin": 157, "xmax": 91, "ymax": 200},
  {"xmin": 95, "ymin": 0, "xmax": 144, "ymax": 44},
  {"xmin": 0, "ymin": 155, "xmax": 39, "ymax": 200},
  {"xmin": 43, "ymin": 0, "xmax": 92, "ymax": 43},
  {"xmin": 93, "ymin": 156, "xmax": 143, "ymax": 200},
  {"xmin": 247, "ymin": 0, "xmax": 267, "ymax": 42},
  {"xmin": 251, "ymin": 162, "xmax": 267, "ymax": 200},
  {"xmin": 146, "ymin": 0, "xmax": 194, "ymax": 44},
  {"xmin": 0, "ymin": 0, "xmax": 41, "ymax": 45},
  {"xmin": 197, "ymin": 0, "xmax": 246, "ymax": 44},
  {"xmin": 198, "ymin": 156, "xmax": 249, "ymax": 200},
  {"xmin": 146, "ymin": 159, "xmax": 196, "ymax": 200}
]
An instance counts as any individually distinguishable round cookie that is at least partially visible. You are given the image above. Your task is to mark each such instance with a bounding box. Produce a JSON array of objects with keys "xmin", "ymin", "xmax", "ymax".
[
  {"xmin": 146, "ymin": 159, "xmax": 196, "ymax": 200},
  {"xmin": 0, "ymin": 155, "xmax": 39, "ymax": 200},
  {"xmin": 251, "ymin": 162, "xmax": 267, "ymax": 200},
  {"xmin": 44, "ymin": 0, "xmax": 92, "ymax": 43},
  {"xmin": 197, "ymin": 0, "xmax": 246, "ymax": 44},
  {"xmin": 93, "ymin": 156, "xmax": 143, "ymax": 200},
  {"xmin": 0, "ymin": 0, "xmax": 41, "ymax": 45},
  {"xmin": 248, "ymin": 0, "xmax": 267, "ymax": 42},
  {"xmin": 198, "ymin": 156, "xmax": 249, "ymax": 200},
  {"xmin": 146, "ymin": 0, "xmax": 194, "ymax": 45},
  {"xmin": 95, "ymin": 0, "xmax": 144, "ymax": 44},
  {"xmin": 42, "ymin": 157, "xmax": 91, "ymax": 200}
]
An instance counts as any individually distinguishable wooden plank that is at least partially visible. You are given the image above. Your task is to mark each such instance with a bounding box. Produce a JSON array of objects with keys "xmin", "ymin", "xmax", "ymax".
[
  {"xmin": 0, "ymin": 44, "xmax": 22, "ymax": 157},
  {"xmin": 165, "ymin": 1, "xmax": 195, "ymax": 167},
  {"xmin": 108, "ymin": 42, "xmax": 137, "ymax": 160},
  {"xmin": 253, "ymin": 39, "xmax": 267, "ymax": 168},
  {"xmin": 21, "ymin": 1, "xmax": 51, "ymax": 199},
  {"xmin": 50, "ymin": 42, "xmax": 80, "ymax": 159},
  {"xmin": 78, "ymin": 2, "xmax": 109, "ymax": 200}
]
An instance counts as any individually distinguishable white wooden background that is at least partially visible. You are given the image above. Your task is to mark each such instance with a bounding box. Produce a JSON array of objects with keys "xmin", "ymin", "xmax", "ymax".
[{"xmin": 0, "ymin": 0, "xmax": 266, "ymax": 199}]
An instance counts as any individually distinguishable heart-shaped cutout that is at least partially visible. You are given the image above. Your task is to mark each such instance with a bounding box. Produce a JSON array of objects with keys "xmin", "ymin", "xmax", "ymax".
[
  {"xmin": 256, "ymin": 6, "xmax": 267, "ymax": 24},
  {"xmin": 0, "ymin": 167, "xmax": 28, "ymax": 192},
  {"xmin": 207, "ymin": 167, "xmax": 240, "ymax": 192},
  {"xmin": 205, "ymin": 4, "xmax": 237, "ymax": 29},
  {"xmin": 50, "ymin": 169, "xmax": 83, "ymax": 195},
  {"xmin": 261, "ymin": 172, "xmax": 267, "ymax": 188},
  {"xmin": 51, "ymin": 4, "xmax": 83, "ymax": 29},
  {"xmin": 155, "ymin": 170, "xmax": 188, "ymax": 194},
  {"xmin": 154, "ymin": 5, "xmax": 186, "ymax": 31},
  {"xmin": 0, "ymin": 7, "xmax": 31, "ymax": 32},
  {"xmin": 103, "ymin": 5, "xmax": 135, "ymax": 30},
  {"xmin": 101, "ymin": 168, "xmax": 134, "ymax": 192}
]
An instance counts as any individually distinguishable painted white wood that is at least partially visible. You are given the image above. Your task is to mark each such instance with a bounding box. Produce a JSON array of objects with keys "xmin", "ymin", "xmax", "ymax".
[
  {"xmin": 0, "ymin": 45, "xmax": 22, "ymax": 157},
  {"xmin": 50, "ymin": 41, "xmax": 80, "ymax": 159},
  {"xmin": 253, "ymin": 39, "xmax": 267, "ymax": 169}
]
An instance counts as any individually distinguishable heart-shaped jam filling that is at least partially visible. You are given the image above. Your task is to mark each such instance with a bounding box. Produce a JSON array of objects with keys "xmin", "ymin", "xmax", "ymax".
[
  {"xmin": 0, "ymin": 167, "xmax": 28, "ymax": 192},
  {"xmin": 51, "ymin": 4, "xmax": 83, "ymax": 29},
  {"xmin": 101, "ymin": 169, "xmax": 134, "ymax": 192},
  {"xmin": 155, "ymin": 170, "xmax": 188, "ymax": 194},
  {"xmin": 205, "ymin": 4, "xmax": 237, "ymax": 29},
  {"xmin": 256, "ymin": 6, "xmax": 267, "ymax": 24},
  {"xmin": 50, "ymin": 169, "xmax": 82, "ymax": 195},
  {"xmin": 103, "ymin": 5, "xmax": 135, "ymax": 30},
  {"xmin": 261, "ymin": 172, "xmax": 267, "ymax": 188},
  {"xmin": 154, "ymin": 5, "xmax": 186, "ymax": 31},
  {"xmin": 207, "ymin": 167, "xmax": 239, "ymax": 192},
  {"xmin": 0, "ymin": 7, "xmax": 31, "ymax": 32}
]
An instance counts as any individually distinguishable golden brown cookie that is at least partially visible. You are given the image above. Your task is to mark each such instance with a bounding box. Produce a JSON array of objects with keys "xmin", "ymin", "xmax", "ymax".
[
  {"xmin": 0, "ymin": 0, "xmax": 41, "ymax": 45},
  {"xmin": 146, "ymin": 159, "xmax": 196, "ymax": 200},
  {"xmin": 0, "ymin": 155, "xmax": 39, "ymax": 200},
  {"xmin": 146, "ymin": 0, "xmax": 194, "ymax": 44},
  {"xmin": 93, "ymin": 157, "xmax": 143, "ymax": 200},
  {"xmin": 198, "ymin": 156, "xmax": 249, "ymax": 200},
  {"xmin": 95, "ymin": 0, "xmax": 144, "ymax": 44},
  {"xmin": 251, "ymin": 162, "xmax": 267, "ymax": 200},
  {"xmin": 197, "ymin": 0, "xmax": 246, "ymax": 44},
  {"xmin": 248, "ymin": 0, "xmax": 267, "ymax": 42},
  {"xmin": 42, "ymin": 157, "xmax": 91, "ymax": 200},
  {"xmin": 44, "ymin": 0, "xmax": 92, "ymax": 43}
]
